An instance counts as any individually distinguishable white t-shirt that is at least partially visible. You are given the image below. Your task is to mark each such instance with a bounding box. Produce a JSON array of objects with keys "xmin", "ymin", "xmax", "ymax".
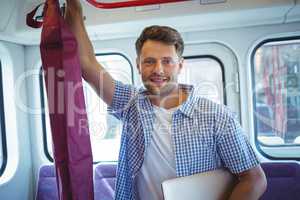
[{"xmin": 137, "ymin": 105, "xmax": 178, "ymax": 200}]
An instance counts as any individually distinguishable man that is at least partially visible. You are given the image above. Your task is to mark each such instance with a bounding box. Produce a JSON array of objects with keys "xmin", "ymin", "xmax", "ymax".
[{"xmin": 65, "ymin": 1, "xmax": 267, "ymax": 200}]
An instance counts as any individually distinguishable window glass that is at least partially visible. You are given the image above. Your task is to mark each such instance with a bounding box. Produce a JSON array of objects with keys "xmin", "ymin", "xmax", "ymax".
[
  {"xmin": 179, "ymin": 57, "xmax": 224, "ymax": 104},
  {"xmin": 253, "ymin": 39, "xmax": 300, "ymax": 155},
  {"xmin": 44, "ymin": 53, "xmax": 133, "ymax": 162}
]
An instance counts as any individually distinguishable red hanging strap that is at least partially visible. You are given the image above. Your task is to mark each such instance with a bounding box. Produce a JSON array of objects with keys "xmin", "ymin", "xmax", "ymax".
[
  {"xmin": 26, "ymin": 3, "xmax": 44, "ymax": 28},
  {"xmin": 39, "ymin": 0, "xmax": 94, "ymax": 199}
]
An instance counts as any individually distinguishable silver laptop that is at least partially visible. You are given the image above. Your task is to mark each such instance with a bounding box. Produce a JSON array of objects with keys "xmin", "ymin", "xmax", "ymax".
[{"xmin": 162, "ymin": 169, "xmax": 236, "ymax": 200}]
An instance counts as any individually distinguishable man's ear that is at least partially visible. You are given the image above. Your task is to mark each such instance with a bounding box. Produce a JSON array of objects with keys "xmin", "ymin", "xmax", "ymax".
[{"xmin": 136, "ymin": 57, "xmax": 141, "ymax": 74}]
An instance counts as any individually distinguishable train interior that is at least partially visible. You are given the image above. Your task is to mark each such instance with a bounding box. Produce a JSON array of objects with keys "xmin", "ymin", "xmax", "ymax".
[{"xmin": 0, "ymin": 0, "xmax": 300, "ymax": 199}]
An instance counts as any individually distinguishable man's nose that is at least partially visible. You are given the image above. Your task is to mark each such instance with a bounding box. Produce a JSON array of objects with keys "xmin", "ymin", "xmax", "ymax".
[{"xmin": 152, "ymin": 60, "xmax": 164, "ymax": 74}]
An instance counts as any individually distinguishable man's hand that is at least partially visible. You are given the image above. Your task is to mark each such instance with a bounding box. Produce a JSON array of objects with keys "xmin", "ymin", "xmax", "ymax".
[
  {"xmin": 65, "ymin": 0, "xmax": 93, "ymax": 67},
  {"xmin": 65, "ymin": 0, "xmax": 83, "ymax": 16},
  {"xmin": 229, "ymin": 165, "xmax": 267, "ymax": 200},
  {"xmin": 65, "ymin": 0, "xmax": 83, "ymax": 31}
]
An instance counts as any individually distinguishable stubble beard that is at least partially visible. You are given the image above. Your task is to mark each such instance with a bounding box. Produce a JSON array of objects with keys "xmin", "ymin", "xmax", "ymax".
[{"xmin": 143, "ymin": 77, "xmax": 179, "ymax": 99}]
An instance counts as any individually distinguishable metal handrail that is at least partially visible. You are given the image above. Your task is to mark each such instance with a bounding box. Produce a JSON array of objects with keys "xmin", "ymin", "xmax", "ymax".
[{"xmin": 86, "ymin": 0, "xmax": 189, "ymax": 9}]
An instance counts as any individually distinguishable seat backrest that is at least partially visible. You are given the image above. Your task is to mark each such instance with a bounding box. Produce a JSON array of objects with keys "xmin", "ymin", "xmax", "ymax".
[
  {"xmin": 36, "ymin": 165, "xmax": 58, "ymax": 200},
  {"xmin": 94, "ymin": 164, "xmax": 117, "ymax": 200},
  {"xmin": 37, "ymin": 164, "xmax": 117, "ymax": 200},
  {"xmin": 37, "ymin": 162, "xmax": 300, "ymax": 200},
  {"xmin": 260, "ymin": 162, "xmax": 300, "ymax": 200}
]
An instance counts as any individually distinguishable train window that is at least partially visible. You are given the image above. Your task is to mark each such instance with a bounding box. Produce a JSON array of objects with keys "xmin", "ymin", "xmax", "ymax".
[
  {"xmin": 252, "ymin": 38, "xmax": 300, "ymax": 158},
  {"xmin": 180, "ymin": 56, "xmax": 224, "ymax": 104},
  {"xmin": 0, "ymin": 61, "xmax": 7, "ymax": 175},
  {"xmin": 42, "ymin": 53, "xmax": 133, "ymax": 162}
]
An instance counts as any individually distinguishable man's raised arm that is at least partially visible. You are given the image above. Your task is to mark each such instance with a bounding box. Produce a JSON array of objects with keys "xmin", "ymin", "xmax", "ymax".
[{"xmin": 65, "ymin": 0, "xmax": 115, "ymax": 106}]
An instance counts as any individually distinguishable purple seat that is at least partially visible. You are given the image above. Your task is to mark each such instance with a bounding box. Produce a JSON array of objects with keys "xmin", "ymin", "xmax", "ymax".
[
  {"xmin": 38, "ymin": 162, "xmax": 300, "ymax": 200},
  {"xmin": 36, "ymin": 165, "xmax": 58, "ymax": 200},
  {"xmin": 37, "ymin": 164, "xmax": 117, "ymax": 200},
  {"xmin": 260, "ymin": 162, "xmax": 300, "ymax": 200},
  {"xmin": 94, "ymin": 164, "xmax": 117, "ymax": 200}
]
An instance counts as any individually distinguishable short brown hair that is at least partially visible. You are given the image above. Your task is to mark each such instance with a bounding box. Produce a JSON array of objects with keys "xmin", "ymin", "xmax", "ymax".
[{"xmin": 135, "ymin": 25, "xmax": 184, "ymax": 57}]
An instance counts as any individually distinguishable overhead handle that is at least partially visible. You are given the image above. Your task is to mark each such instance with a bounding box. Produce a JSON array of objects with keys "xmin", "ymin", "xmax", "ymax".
[{"xmin": 86, "ymin": 0, "xmax": 190, "ymax": 9}]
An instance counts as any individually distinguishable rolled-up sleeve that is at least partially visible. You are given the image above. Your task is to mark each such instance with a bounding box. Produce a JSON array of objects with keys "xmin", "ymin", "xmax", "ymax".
[
  {"xmin": 217, "ymin": 112, "xmax": 260, "ymax": 174},
  {"xmin": 107, "ymin": 80, "xmax": 137, "ymax": 120}
]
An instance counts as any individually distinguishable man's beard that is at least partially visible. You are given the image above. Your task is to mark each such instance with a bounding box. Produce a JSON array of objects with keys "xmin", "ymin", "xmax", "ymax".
[{"xmin": 143, "ymin": 77, "xmax": 178, "ymax": 98}]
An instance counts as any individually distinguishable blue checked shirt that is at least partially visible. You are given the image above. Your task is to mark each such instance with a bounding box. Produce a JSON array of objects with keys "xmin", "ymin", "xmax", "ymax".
[{"xmin": 108, "ymin": 80, "xmax": 259, "ymax": 200}]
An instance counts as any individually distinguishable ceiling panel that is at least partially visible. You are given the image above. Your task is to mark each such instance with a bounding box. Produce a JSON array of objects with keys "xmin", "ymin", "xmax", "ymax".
[{"xmin": 0, "ymin": 0, "xmax": 17, "ymax": 32}]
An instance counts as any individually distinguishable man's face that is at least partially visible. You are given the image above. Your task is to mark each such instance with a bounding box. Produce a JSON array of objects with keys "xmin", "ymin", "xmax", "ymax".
[{"xmin": 137, "ymin": 40, "xmax": 183, "ymax": 97}]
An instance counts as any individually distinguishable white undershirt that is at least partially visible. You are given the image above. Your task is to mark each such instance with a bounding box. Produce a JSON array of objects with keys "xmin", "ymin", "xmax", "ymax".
[{"xmin": 137, "ymin": 105, "xmax": 178, "ymax": 200}]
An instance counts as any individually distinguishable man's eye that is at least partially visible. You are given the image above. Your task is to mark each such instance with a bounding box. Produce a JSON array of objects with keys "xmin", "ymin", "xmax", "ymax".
[
  {"xmin": 143, "ymin": 60, "xmax": 156, "ymax": 65},
  {"xmin": 165, "ymin": 60, "xmax": 171, "ymax": 64},
  {"xmin": 162, "ymin": 59, "xmax": 174, "ymax": 65}
]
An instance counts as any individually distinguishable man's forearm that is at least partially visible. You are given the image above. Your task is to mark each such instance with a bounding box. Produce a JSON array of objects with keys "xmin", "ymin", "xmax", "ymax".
[
  {"xmin": 229, "ymin": 165, "xmax": 267, "ymax": 200},
  {"xmin": 229, "ymin": 179, "xmax": 266, "ymax": 200}
]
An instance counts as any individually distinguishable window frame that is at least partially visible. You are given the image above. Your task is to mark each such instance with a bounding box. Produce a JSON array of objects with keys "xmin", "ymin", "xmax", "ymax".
[
  {"xmin": 251, "ymin": 36, "xmax": 300, "ymax": 161},
  {"xmin": 41, "ymin": 52, "xmax": 134, "ymax": 163},
  {"xmin": 95, "ymin": 52, "xmax": 135, "ymax": 84},
  {"xmin": 0, "ymin": 61, "xmax": 8, "ymax": 175},
  {"xmin": 40, "ymin": 68, "xmax": 53, "ymax": 162},
  {"xmin": 183, "ymin": 55, "xmax": 227, "ymax": 105}
]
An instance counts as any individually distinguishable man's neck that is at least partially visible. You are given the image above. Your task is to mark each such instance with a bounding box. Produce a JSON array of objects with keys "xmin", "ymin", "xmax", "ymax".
[{"xmin": 149, "ymin": 86, "xmax": 188, "ymax": 110}]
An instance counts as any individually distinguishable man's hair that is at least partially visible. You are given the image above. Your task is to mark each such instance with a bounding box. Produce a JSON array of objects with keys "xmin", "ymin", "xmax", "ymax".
[{"xmin": 135, "ymin": 25, "xmax": 184, "ymax": 57}]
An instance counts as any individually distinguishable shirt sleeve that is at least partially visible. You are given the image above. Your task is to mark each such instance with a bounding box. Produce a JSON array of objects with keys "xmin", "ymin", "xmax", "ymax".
[
  {"xmin": 107, "ymin": 80, "xmax": 137, "ymax": 120},
  {"xmin": 216, "ymin": 111, "xmax": 260, "ymax": 174}
]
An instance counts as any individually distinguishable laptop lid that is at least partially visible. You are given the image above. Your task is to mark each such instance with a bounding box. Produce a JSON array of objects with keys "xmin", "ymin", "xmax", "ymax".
[{"xmin": 162, "ymin": 169, "xmax": 236, "ymax": 200}]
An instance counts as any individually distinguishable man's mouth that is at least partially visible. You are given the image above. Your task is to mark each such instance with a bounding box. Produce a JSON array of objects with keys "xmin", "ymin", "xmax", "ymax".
[{"xmin": 149, "ymin": 76, "xmax": 168, "ymax": 85}]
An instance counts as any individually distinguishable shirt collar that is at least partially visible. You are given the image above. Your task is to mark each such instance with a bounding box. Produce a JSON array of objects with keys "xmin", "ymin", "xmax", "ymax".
[
  {"xmin": 138, "ymin": 84, "xmax": 197, "ymax": 118},
  {"xmin": 177, "ymin": 84, "xmax": 197, "ymax": 118}
]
